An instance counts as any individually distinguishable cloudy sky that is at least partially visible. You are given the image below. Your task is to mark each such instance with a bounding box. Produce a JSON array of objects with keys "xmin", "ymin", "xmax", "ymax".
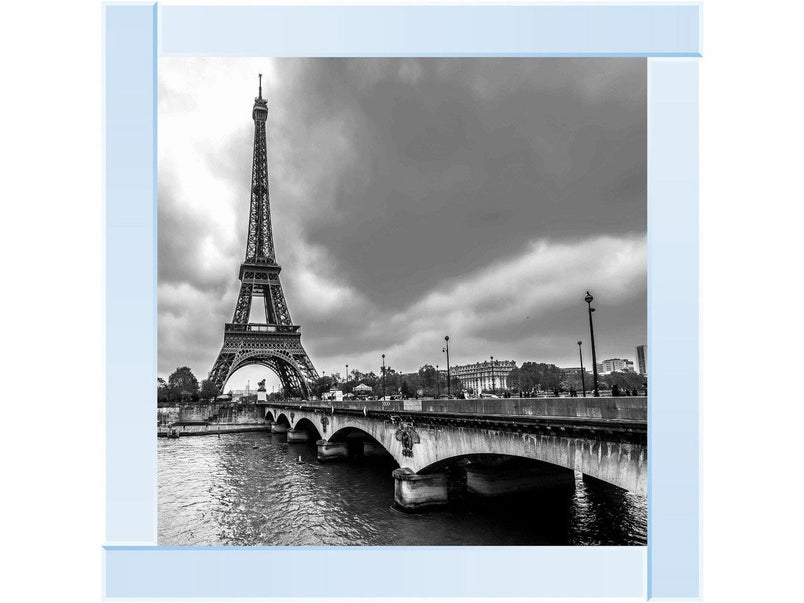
[{"xmin": 158, "ymin": 58, "xmax": 646, "ymax": 389}]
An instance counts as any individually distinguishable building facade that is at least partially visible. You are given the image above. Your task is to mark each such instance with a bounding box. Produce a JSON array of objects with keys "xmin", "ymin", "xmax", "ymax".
[
  {"xmin": 601, "ymin": 358, "xmax": 635, "ymax": 373},
  {"xmin": 450, "ymin": 360, "xmax": 517, "ymax": 393},
  {"xmin": 636, "ymin": 344, "xmax": 647, "ymax": 376}
]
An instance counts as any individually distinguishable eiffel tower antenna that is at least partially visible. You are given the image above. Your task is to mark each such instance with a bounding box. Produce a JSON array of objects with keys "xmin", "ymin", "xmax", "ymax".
[{"xmin": 208, "ymin": 84, "xmax": 318, "ymax": 398}]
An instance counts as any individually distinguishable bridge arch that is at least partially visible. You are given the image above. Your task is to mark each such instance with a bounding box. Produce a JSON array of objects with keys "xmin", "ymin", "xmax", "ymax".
[
  {"xmin": 418, "ymin": 451, "xmax": 577, "ymax": 477},
  {"xmin": 265, "ymin": 410, "xmax": 276, "ymax": 422},
  {"xmin": 328, "ymin": 425, "xmax": 381, "ymax": 443},
  {"xmin": 275, "ymin": 413, "xmax": 291, "ymax": 427},
  {"xmin": 410, "ymin": 432, "xmax": 645, "ymax": 494},
  {"xmin": 327, "ymin": 425, "xmax": 397, "ymax": 462},
  {"xmin": 292, "ymin": 417, "xmax": 322, "ymax": 441}
]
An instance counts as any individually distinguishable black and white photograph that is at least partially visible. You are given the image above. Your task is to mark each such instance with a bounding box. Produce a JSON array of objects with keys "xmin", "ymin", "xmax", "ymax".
[
  {"xmin": 157, "ymin": 58, "xmax": 648, "ymax": 546},
  {"xmin": 14, "ymin": 1, "xmax": 804, "ymax": 601}
]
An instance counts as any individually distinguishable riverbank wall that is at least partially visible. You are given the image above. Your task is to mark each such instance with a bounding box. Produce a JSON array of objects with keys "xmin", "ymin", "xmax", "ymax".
[
  {"xmin": 158, "ymin": 403, "xmax": 270, "ymax": 437},
  {"xmin": 158, "ymin": 423, "xmax": 270, "ymax": 438}
]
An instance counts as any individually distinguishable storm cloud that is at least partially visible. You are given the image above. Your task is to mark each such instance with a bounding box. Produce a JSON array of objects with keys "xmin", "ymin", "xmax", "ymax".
[{"xmin": 158, "ymin": 58, "xmax": 646, "ymax": 384}]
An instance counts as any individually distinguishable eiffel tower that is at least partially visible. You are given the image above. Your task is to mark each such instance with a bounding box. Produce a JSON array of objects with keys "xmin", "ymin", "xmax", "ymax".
[{"xmin": 209, "ymin": 76, "xmax": 318, "ymax": 398}]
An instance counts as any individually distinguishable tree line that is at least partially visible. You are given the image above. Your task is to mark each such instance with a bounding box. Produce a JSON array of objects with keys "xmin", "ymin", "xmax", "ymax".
[
  {"xmin": 157, "ymin": 366, "xmax": 219, "ymax": 405},
  {"xmin": 508, "ymin": 362, "xmax": 646, "ymax": 396},
  {"xmin": 157, "ymin": 361, "xmax": 647, "ymax": 404},
  {"xmin": 310, "ymin": 364, "xmax": 462, "ymax": 399}
]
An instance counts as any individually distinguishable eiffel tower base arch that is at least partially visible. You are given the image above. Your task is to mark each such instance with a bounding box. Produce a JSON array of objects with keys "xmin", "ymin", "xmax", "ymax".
[{"xmin": 209, "ymin": 328, "xmax": 317, "ymax": 399}]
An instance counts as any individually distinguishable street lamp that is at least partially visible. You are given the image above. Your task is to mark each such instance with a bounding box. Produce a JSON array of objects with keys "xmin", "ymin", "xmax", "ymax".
[
  {"xmin": 381, "ymin": 354, "xmax": 386, "ymax": 400},
  {"xmin": 490, "ymin": 356, "xmax": 496, "ymax": 394},
  {"xmin": 436, "ymin": 364, "xmax": 440, "ymax": 398},
  {"xmin": 577, "ymin": 340, "xmax": 586, "ymax": 398},
  {"xmin": 584, "ymin": 291, "xmax": 600, "ymax": 397},
  {"xmin": 443, "ymin": 336, "xmax": 451, "ymax": 398},
  {"xmin": 345, "ymin": 363, "xmax": 349, "ymax": 385}
]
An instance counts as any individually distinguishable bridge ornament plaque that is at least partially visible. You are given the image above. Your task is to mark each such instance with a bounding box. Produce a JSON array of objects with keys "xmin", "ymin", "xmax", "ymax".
[
  {"xmin": 395, "ymin": 424, "xmax": 421, "ymax": 458},
  {"xmin": 320, "ymin": 416, "xmax": 329, "ymax": 433}
]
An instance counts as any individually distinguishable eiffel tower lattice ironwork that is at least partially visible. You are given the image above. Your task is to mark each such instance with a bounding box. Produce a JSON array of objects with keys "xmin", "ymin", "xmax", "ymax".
[{"xmin": 209, "ymin": 76, "xmax": 318, "ymax": 398}]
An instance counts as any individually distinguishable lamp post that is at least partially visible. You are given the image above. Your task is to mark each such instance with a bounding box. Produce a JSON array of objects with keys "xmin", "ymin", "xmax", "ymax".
[
  {"xmin": 585, "ymin": 291, "xmax": 600, "ymax": 397},
  {"xmin": 345, "ymin": 364, "xmax": 349, "ymax": 386},
  {"xmin": 577, "ymin": 340, "xmax": 586, "ymax": 397},
  {"xmin": 443, "ymin": 336, "xmax": 451, "ymax": 398},
  {"xmin": 490, "ymin": 356, "xmax": 496, "ymax": 394},
  {"xmin": 381, "ymin": 354, "xmax": 386, "ymax": 400},
  {"xmin": 436, "ymin": 364, "xmax": 440, "ymax": 398}
]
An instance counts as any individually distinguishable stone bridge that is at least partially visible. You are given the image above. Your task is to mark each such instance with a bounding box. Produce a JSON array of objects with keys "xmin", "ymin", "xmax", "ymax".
[{"xmin": 262, "ymin": 397, "xmax": 647, "ymax": 511}]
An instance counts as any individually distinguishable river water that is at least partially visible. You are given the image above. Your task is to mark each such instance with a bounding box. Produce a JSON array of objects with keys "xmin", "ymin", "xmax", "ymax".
[{"xmin": 158, "ymin": 431, "xmax": 646, "ymax": 546}]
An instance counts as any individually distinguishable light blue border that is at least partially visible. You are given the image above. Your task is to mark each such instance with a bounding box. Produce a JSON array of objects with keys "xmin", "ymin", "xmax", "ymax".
[
  {"xmin": 105, "ymin": 546, "xmax": 644, "ymax": 598},
  {"xmin": 105, "ymin": 1, "xmax": 157, "ymax": 546},
  {"xmin": 647, "ymin": 58, "xmax": 700, "ymax": 598},
  {"xmin": 104, "ymin": 2, "xmax": 700, "ymax": 599},
  {"xmin": 158, "ymin": 4, "xmax": 701, "ymax": 57}
]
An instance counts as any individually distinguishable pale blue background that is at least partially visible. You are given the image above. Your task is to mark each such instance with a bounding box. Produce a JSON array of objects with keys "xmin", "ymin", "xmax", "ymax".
[{"xmin": 104, "ymin": 2, "xmax": 700, "ymax": 598}]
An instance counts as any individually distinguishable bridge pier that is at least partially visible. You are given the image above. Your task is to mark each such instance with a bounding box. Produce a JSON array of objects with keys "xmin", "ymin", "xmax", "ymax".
[
  {"xmin": 392, "ymin": 468, "xmax": 449, "ymax": 512},
  {"xmin": 270, "ymin": 422, "xmax": 288, "ymax": 434},
  {"xmin": 316, "ymin": 440, "xmax": 349, "ymax": 462},
  {"xmin": 465, "ymin": 462, "xmax": 575, "ymax": 497},
  {"xmin": 286, "ymin": 429, "xmax": 309, "ymax": 443}
]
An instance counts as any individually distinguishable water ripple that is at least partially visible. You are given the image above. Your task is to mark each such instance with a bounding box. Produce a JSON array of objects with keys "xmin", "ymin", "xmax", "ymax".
[{"xmin": 158, "ymin": 432, "xmax": 646, "ymax": 546}]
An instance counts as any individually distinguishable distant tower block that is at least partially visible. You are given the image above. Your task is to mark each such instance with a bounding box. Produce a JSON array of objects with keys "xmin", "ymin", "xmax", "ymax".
[{"xmin": 208, "ymin": 77, "xmax": 319, "ymax": 398}]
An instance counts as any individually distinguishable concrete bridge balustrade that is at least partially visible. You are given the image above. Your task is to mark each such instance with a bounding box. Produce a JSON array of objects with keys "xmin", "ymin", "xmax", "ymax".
[{"xmin": 264, "ymin": 397, "xmax": 647, "ymax": 512}]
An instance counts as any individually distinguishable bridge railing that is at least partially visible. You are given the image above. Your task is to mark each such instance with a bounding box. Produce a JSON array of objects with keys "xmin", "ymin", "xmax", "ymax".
[{"xmin": 272, "ymin": 397, "xmax": 646, "ymax": 422}]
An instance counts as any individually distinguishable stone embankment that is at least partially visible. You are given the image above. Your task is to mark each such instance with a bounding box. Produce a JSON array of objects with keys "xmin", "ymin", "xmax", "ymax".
[
  {"xmin": 158, "ymin": 403, "xmax": 270, "ymax": 437},
  {"xmin": 158, "ymin": 423, "xmax": 269, "ymax": 437}
]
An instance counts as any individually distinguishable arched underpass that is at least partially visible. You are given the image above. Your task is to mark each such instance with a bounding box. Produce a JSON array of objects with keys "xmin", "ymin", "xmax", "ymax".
[
  {"xmin": 285, "ymin": 417, "xmax": 322, "ymax": 443},
  {"xmin": 325, "ymin": 427, "xmax": 398, "ymax": 462},
  {"xmin": 270, "ymin": 413, "xmax": 291, "ymax": 434},
  {"xmin": 420, "ymin": 453, "xmax": 577, "ymax": 497}
]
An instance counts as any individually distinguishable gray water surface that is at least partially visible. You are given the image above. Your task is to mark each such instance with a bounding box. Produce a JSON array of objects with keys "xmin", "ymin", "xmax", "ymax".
[{"xmin": 158, "ymin": 431, "xmax": 646, "ymax": 546}]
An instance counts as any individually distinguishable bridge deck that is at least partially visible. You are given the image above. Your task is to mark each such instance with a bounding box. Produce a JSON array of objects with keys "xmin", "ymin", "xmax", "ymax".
[{"xmin": 266, "ymin": 397, "xmax": 646, "ymax": 434}]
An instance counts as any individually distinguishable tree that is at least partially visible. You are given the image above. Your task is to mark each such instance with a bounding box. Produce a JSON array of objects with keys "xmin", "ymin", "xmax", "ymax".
[
  {"xmin": 519, "ymin": 362, "xmax": 563, "ymax": 392},
  {"xmin": 401, "ymin": 371, "xmax": 423, "ymax": 396},
  {"xmin": 168, "ymin": 366, "xmax": 199, "ymax": 403},
  {"xmin": 400, "ymin": 380, "xmax": 413, "ymax": 399},
  {"xmin": 601, "ymin": 371, "xmax": 645, "ymax": 393},
  {"xmin": 312, "ymin": 375, "xmax": 334, "ymax": 398},
  {"xmin": 157, "ymin": 378, "xmax": 169, "ymax": 404},
  {"xmin": 507, "ymin": 367, "xmax": 530, "ymax": 392},
  {"xmin": 560, "ymin": 370, "xmax": 594, "ymax": 394},
  {"xmin": 376, "ymin": 365, "xmax": 398, "ymax": 397},
  {"xmin": 199, "ymin": 379, "xmax": 220, "ymax": 402},
  {"xmin": 418, "ymin": 364, "xmax": 437, "ymax": 394}
]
